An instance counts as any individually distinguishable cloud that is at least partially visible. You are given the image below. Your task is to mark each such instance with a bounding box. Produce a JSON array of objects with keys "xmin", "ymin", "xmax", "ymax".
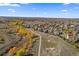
[
  {"xmin": 0, "ymin": 3, "xmax": 20, "ymax": 7},
  {"xmin": 74, "ymin": 7, "xmax": 79, "ymax": 9},
  {"xmin": 63, "ymin": 3, "xmax": 71, "ymax": 5},
  {"xmin": 61, "ymin": 9, "xmax": 68, "ymax": 12},
  {"xmin": 61, "ymin": 9, "xmax": 69, "ymax": 15},
  {"xmin": 8, "ymin": 9, "xmax": 16, "ymax": 12},
  {"xmin": 32, "ymin": 8, "xmax": 36, "ymax": 10},
  {"xmin": 20, "ymin": 3, "xmax": 29, "ymax": 4}
]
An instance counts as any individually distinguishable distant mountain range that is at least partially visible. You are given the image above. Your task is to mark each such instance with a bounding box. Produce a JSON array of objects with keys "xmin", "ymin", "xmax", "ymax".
[{"xmin": 0, "ymin": 16, "xmax": 79, "ymax": 21}]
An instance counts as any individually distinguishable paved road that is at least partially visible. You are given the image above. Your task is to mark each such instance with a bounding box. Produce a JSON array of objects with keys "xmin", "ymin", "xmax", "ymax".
[
  {"xmin": 27, "ymin": 29, "xmax": 42, "ymax": 56},
  {"xmin": 38, "ymin": 34, "xmax": 42, "ymax": 56}
]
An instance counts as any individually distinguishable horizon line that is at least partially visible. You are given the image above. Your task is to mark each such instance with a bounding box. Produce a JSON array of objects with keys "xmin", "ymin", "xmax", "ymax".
[{"xmin": 0, "ymin": 16, "xmax": 79, "ymax": 19}]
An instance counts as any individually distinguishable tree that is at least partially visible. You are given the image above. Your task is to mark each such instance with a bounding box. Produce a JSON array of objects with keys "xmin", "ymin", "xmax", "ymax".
[
  {"xmin": 16, "ymin": 48, "xmax": 25, "ymax": 56},
  {"xmin": 8, "ymin": 47, "xmax": 17, "ymax": 55}
]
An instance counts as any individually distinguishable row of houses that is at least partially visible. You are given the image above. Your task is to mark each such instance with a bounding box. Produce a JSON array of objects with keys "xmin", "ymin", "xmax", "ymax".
[{"xmin": 23, "ymin": 22, "xmax": 79, "ymax": 43}]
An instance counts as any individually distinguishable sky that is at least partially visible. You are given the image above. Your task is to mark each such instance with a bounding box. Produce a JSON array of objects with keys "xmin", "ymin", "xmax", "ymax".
[{"xmin": 0, "ymin": 3, "xmax": 79, "ymax": 18}]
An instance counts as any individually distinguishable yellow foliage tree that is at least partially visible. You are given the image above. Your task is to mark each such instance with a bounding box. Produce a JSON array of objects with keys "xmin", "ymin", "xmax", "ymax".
[{"xmin": 16, "ymin": 48, "xmax": 25, "ymax": 56}]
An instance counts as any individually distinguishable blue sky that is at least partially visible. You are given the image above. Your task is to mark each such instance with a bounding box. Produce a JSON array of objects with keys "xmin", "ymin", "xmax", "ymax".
[{"xmin": 0, "ymin": 3, "xmax": 79, "ymax": 18}]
